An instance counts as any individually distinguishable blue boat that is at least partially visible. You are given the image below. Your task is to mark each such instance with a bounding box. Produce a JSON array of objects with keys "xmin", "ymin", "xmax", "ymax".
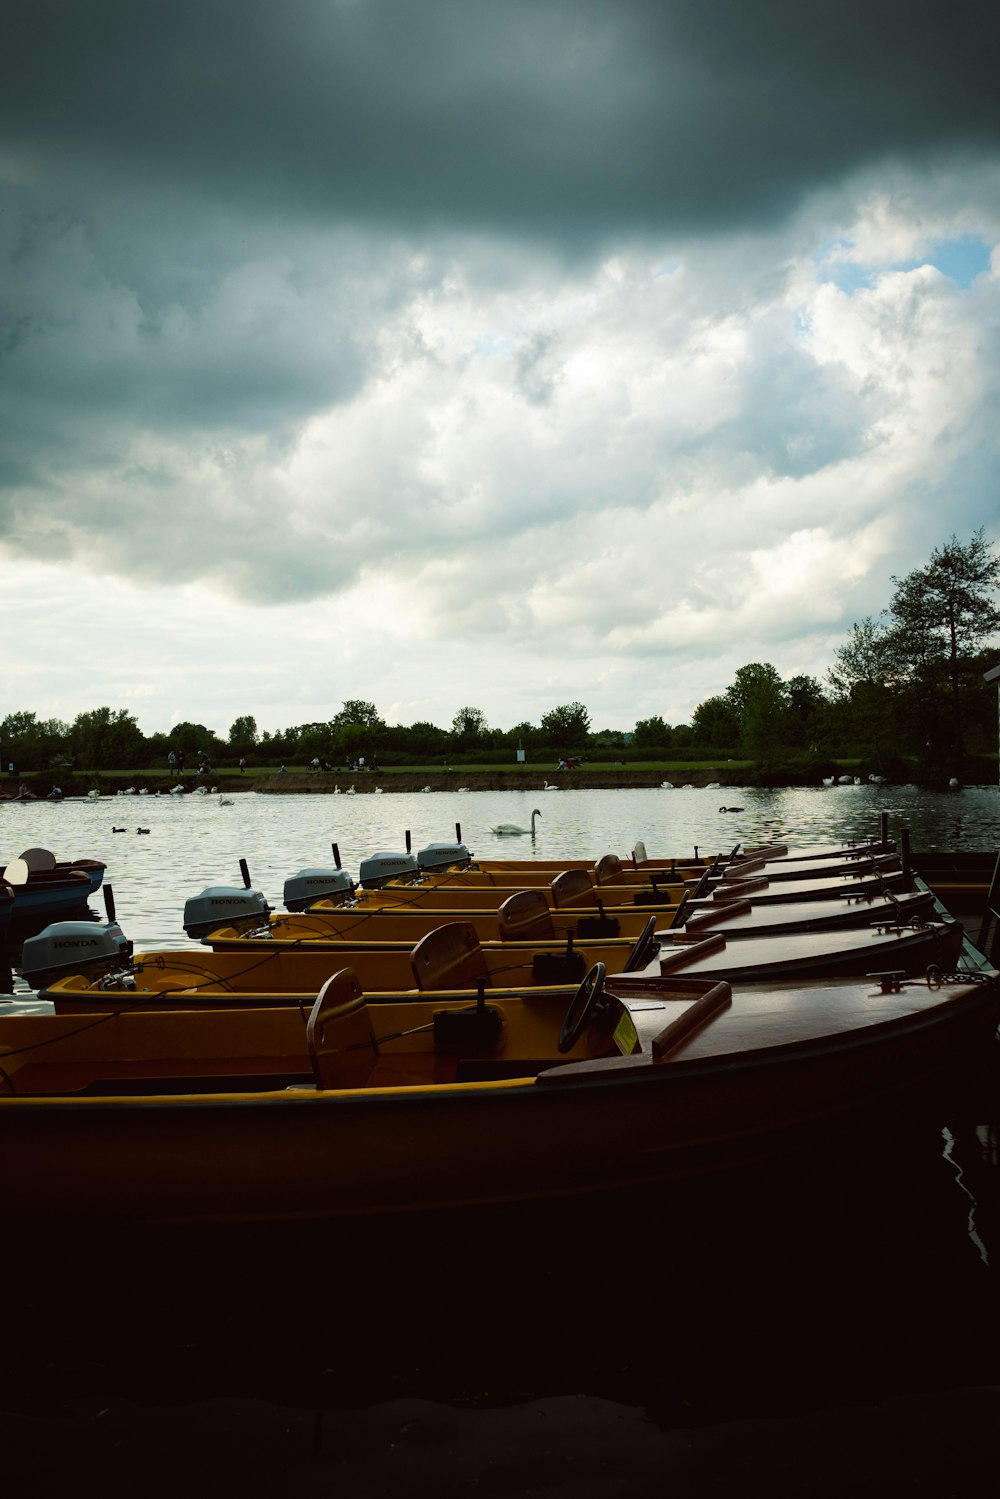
[{"xmin": 2, "ymin": 848, "xmax": 105, "ymax": 921}]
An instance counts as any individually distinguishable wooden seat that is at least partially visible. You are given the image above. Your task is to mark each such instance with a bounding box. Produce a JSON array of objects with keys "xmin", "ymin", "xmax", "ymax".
[
  {"xmin": 410, "ymin": 923, "xmax": 490, "ymax": 991},
  {"xmin": 594, "ymin": 854, "xmax": 625, "ymax": 885},
  {"xmin": 550, "ymin": 869, "xmax": 595, "ymax": 909},
  {"xmin": 306, "ymin": 969, "xmax": 379, "ymax": 1089},
  {"xmin": 497, "ymin": 889, "xmax": 556, "ymax": 942},
  {"xmin": 18, "ymin": 847, "xmax": 57, "ymax": 873}
]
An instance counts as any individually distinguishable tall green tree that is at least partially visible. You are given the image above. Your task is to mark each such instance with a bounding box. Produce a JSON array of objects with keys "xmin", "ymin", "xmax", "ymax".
[
  {"xmin": 396, "ymin": 721, "xmax": 451, "ymax": 757},
  {"xmin": 827, "ymin": 617, "xmax": 905, "ymax": 767},
  {"xmin": 539, "ymin": 702, "xmax": 591, "ymax": 748},
  {"xmin": 691, "ymin": 697, "xmax": 739, "ymax": 748},
  {"xmin": 331, "ymin": 700, "xmax": 386, "ymax": 761},
  {"xmin": 632, "ymin": 715, "xmax": 671, "ymax": 749},
  {"xmin": 888, "ymin": 529, "xmax": 1000, "ymax": 759},
  {"xmin": 228, "ymin": 715, "xmax": 258, "ymax": 751},
  {"xmin": 785, "ymin": 675, "xmax": 829, "ymax": 750},
  {"xmin": 0, "ymin": 711, "xmax": 71, "ymax": 769},
  {"xmin": 333, "ymin": 700, "xmax": 384, "ymax": 729},
  {"xmin": 725, "ymin": 664, "xmax": 788, "ymax": 769},
  {"xmin": 70, "ymin": 707, "xmax": 146, "ymax": 770},
  {"xmin": 168, "ymin": 721, "xmax": 227, "ymax": 758},
  {"xmin": 451, "ymin": 706, "xmax": 489, "ymax": 746}
]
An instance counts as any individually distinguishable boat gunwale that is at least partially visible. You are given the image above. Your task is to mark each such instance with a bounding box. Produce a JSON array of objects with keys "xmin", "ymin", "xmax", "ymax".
[{"xmin": 4, "ymin": 971, "xmax": 996, "ymax": 1108}]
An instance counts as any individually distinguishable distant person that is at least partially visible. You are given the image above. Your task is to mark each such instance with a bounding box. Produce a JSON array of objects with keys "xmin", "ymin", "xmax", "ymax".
[
  {"xmin": 167, "ymin": 750, "xmax": 176, "ymax": 776},
  {"xmin": 176, "ymin": 750, "xmax": 185, "ymax": 774},
  {"xmin": 239, "ymin": 757, "xmax": 247, "ymax": 774},
  {"xmin": 279, "ymin": 764, "xmax": 287, "ymax": 774}
]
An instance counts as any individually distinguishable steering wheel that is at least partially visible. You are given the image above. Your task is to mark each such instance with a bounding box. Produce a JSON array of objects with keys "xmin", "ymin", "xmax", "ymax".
[
  {"xmin": 625, "ymin": 915, "xmax": 658, "ymax": 971},
  {"xmin": 558, "ymin": 963, "xmax": 607, "ymax": 1054}
]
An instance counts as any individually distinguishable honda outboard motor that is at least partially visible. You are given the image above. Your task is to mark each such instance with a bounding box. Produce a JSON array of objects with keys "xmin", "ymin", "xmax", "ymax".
[
  {"xmin": 283, "ymin": 867, "xmax": 357, "ymax": 912},
  {"xmin": 358, "ymin": 852, "xmax": 420, "ymax": 889},
  {"xmin": 416, "ymin": 842, "xmax": 473, "ymax": 873},
  {"xmin": 21, "ymin": 919, "xmax": 133, "ymax": 990},
  {"xmin": 182, "ymin": 886, "xmax": 272, "ymax": 940}
]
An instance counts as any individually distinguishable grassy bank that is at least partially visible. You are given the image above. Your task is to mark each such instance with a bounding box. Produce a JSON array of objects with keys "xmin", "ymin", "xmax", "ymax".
[
  {"xmin": 10, "ymin": 753, "xmax": 994, "ymax": 796},
  {"xmin": 5, "ymin": 759, "xmax": 841, "ymax": 797}
]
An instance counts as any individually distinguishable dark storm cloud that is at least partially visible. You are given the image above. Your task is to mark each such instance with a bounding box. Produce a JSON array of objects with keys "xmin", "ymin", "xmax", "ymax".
[{"xmin": 5, "ymin": 0, "xmax": 1000, "ymax": 244}]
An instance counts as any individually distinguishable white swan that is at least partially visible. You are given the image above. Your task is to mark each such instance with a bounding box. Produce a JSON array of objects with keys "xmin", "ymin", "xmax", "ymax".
[
  {"xmin": 542, "ymin": 782, "xmax": 559, "ymax": 791},
  {"xmin": 218, "ymin": 796, "xmax": 233, "ymax": 806},
  {"xmin": 660, "ymin": 781, "xmax": 674, "ymax": 789},
  {"xmin": 490, "ymin": 808, "xmax": 542, "ymax": 836}
]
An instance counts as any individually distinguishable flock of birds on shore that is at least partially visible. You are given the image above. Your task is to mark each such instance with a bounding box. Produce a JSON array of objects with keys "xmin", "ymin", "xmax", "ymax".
[{"xmin": 92, "ymin": 768, "xmax": 913, "ymax": 839}]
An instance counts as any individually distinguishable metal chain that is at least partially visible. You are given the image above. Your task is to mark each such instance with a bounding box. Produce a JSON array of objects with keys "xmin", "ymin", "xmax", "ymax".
[{"xmin": 925, "ymin": 964, "xmax": 996, "ymax": 989}]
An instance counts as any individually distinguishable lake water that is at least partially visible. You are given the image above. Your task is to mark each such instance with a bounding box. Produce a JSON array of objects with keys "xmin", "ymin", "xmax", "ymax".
[
  {"xmin": 4, "ymin": 780, "xmax": 999, "ymax": 955},
  {"xmin": 3, "ymin": 784, "xmax": 1000, "ymax": 1484}
]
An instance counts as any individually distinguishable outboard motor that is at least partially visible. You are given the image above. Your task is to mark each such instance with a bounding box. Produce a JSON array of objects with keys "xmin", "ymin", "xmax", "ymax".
[
  {"xmin": 182, "ymin": 886, "xmax": 272, "ymax": 940},
  {"xmin": 416, "ymin": 842, "xmax": 473, "ymax": 873},
  {"xmin": 283, "ymin": 867, "xmax": 357, "ymax": 912},
  {"xmin": 358, "ymin": 852, "xmax": 420, "ymax": 889},
  {"xmin": 21, "ymin": 919, "xmax": 133, "ymax": 991}
]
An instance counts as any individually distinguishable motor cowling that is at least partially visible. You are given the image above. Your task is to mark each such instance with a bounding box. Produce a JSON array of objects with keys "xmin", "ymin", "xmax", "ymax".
[
  {"xmin": 416, "ymin": 842, "xmax": 473, "ymax": 872},
  {"xmin": 358, "ymin": 852, "xmax": 420, "ymax": 888},
  {"xmin": 21, "ymin": 920, "xmax": 133, "ymax": 990},
  {"xmin": 283, "ymin": 867, "xmax": 356, "ymax": 912},
  {"xmin": 182, "ymin": 886, "xmax": 272, "ymax": 939}
]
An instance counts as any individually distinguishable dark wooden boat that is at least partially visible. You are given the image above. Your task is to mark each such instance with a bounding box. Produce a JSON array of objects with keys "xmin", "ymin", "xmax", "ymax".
[
  {"xmin": 680, "ymin": 886, "xmax": 936, "ymax": 940},
  {"xmin": 3, "ymin": 961, "xmax": 996, "ymax": 1224},
  {"xmin": 706, "ymin": 867, "xmax": 907, "ymax": 905},
  {"xmin": 714, "ymin": 850, "xmax": 900, "ymax": 885},
  {"xmin": 908, "ymin": 850, "xmax": 999, "ymax": 920},
  {"xmin": 658, "ymin": 917, "xmax": 963, "ymax": 983}
]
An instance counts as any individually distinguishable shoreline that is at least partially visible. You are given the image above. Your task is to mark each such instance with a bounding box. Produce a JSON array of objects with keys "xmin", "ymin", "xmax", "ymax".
[{"xmin": 6, "ymin": 768, "xmax": 994, "ymax": 797}]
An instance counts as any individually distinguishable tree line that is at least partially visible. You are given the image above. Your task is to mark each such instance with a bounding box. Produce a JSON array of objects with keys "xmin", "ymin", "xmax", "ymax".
[{"xmin": 3, "ymin": 532, "xmax": 998, "ymax": 780}]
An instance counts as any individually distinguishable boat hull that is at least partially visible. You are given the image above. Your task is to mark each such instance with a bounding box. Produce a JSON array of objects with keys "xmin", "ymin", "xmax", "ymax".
[{"xmin": 3, "ymin": 974, "xmax": 996, "ymax": 1223}]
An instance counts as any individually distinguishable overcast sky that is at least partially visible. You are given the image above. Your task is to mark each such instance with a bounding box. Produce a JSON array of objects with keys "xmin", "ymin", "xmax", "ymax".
[{"xmin": 3, "ymin": 0, "xmax": 1000, "ymax": 738}]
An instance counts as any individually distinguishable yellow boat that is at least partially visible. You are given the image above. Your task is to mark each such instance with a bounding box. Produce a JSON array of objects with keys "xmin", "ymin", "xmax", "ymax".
[
  {"xmin": 179, "ymin": 864, "xmax": 689, "ymax": 944},
  {"xmin": 204, "ymin": 883, "xmax": 679, "ymax": 955},
  {"xmin": 380, "ymin": 850, "xmax": 699, "ymax": 890},
  {"xmin": 40, "ymin": 916, "xmax": 663, "ymax": 1012},
  {"xmin": 309, "ymin": 863, "xmax": 689, "ymax": 913},
  {"xmin": 3, "ymin": 961, "xmax": 996, "ymax": 1224},
  {"xmin": 42, "ymin": 901, "xmax": 963, "ymax": 1013},
  {"xmin": 213, "ymin": 885, "xmax": 672, "ymax": 949}
]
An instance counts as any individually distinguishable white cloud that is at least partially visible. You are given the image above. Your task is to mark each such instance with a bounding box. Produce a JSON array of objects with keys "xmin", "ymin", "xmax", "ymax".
[{"xmin": 3, "ymin": 5, "xmax": 1000, "ymax": 734}]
